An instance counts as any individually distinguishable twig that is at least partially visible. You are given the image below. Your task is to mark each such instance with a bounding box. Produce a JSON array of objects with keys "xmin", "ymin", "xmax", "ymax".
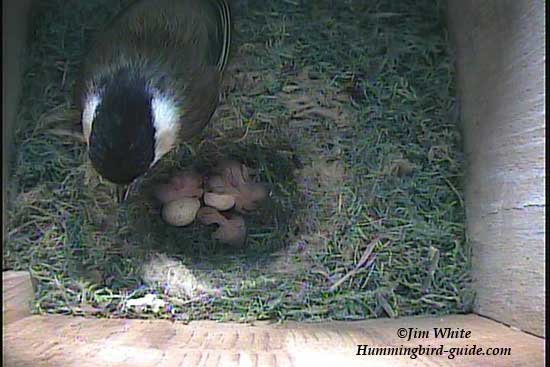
[
  {"xmin": 329, "ymin": 239, "xmax": 382, "ymax": 292},
  {"xmin": 48, "ymin": 128, "xmax": 86, "ymax": 143}
]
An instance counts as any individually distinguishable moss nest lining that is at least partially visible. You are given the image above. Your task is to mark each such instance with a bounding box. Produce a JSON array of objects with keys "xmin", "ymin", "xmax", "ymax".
[{"xmin": 4, "ymin": 0, "xmax": 473, "ymax": 322}]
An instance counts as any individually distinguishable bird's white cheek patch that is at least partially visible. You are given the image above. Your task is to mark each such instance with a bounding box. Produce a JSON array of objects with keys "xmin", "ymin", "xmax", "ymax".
[
  {"xmin": 151, "ymin": 96, "xmax": 180, "ymax": 166},
  {"xmin": 82, "ymin": 94, "xmax": 101, "ymax": 144}
]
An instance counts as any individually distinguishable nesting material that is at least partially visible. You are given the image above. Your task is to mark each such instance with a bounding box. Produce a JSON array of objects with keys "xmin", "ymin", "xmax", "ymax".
[
  {"xmin": 6, "ymin": 0, "xmax": 470, "ymax": 322},
  {"xmin": 125, "ymin": 294, "xmax": 166, "ymax": 313},
  {"xmin": 142, "ymin": 254, "xmax": 212, "ymax": 298}
]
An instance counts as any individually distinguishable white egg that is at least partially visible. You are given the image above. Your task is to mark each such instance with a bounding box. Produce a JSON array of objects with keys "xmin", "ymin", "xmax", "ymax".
[
  {"xmin": 161, "ymin": 197, "xmax": 201, "ymax": 226},
  {"xmin": 203, "ymin": 192, "xmax": 236, "ymax": 211}
]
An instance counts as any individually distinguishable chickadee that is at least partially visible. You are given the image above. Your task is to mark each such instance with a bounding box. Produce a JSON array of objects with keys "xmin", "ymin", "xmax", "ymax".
[{"xmin": 77, "ymin": 0, "xmax": 232, "ymax": 196}]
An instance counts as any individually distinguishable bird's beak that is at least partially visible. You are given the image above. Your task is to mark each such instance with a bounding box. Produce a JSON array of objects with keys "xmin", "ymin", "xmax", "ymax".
[{"xmin": 115, "ymin": 184, "xmax": 132, "ymax": 204}]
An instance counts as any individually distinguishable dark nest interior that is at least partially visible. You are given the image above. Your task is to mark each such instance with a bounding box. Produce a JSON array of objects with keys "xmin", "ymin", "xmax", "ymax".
[{"xmin": 4, "ymin": 0, "xmax": 473, "ymax": 322}]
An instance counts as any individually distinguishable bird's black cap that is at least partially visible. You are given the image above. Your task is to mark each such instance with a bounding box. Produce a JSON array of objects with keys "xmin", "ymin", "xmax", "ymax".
[{"xmin": 88, "ymin": 69, "xmax": 156, "ymax": 185}]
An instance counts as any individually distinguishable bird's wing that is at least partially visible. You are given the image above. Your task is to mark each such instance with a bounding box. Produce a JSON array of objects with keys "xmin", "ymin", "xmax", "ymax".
[
  {"xmin": 211, "ymin": 0, "xmax": 232, "ymax": 73},
  {"xmin": 78, "ymin": 0, "xmax": 231, "ymax": 138}
]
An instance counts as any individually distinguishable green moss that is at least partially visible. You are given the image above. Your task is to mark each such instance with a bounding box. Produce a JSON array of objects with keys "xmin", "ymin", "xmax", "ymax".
[{"xmin": 4, "ymin": 0, "xmax": 473, "ymax": 322}]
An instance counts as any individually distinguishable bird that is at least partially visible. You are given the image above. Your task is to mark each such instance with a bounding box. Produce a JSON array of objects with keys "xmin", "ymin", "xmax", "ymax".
[{"xmin": 76, "ymin": 0, "xmax": 232, "ymax": 197}]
